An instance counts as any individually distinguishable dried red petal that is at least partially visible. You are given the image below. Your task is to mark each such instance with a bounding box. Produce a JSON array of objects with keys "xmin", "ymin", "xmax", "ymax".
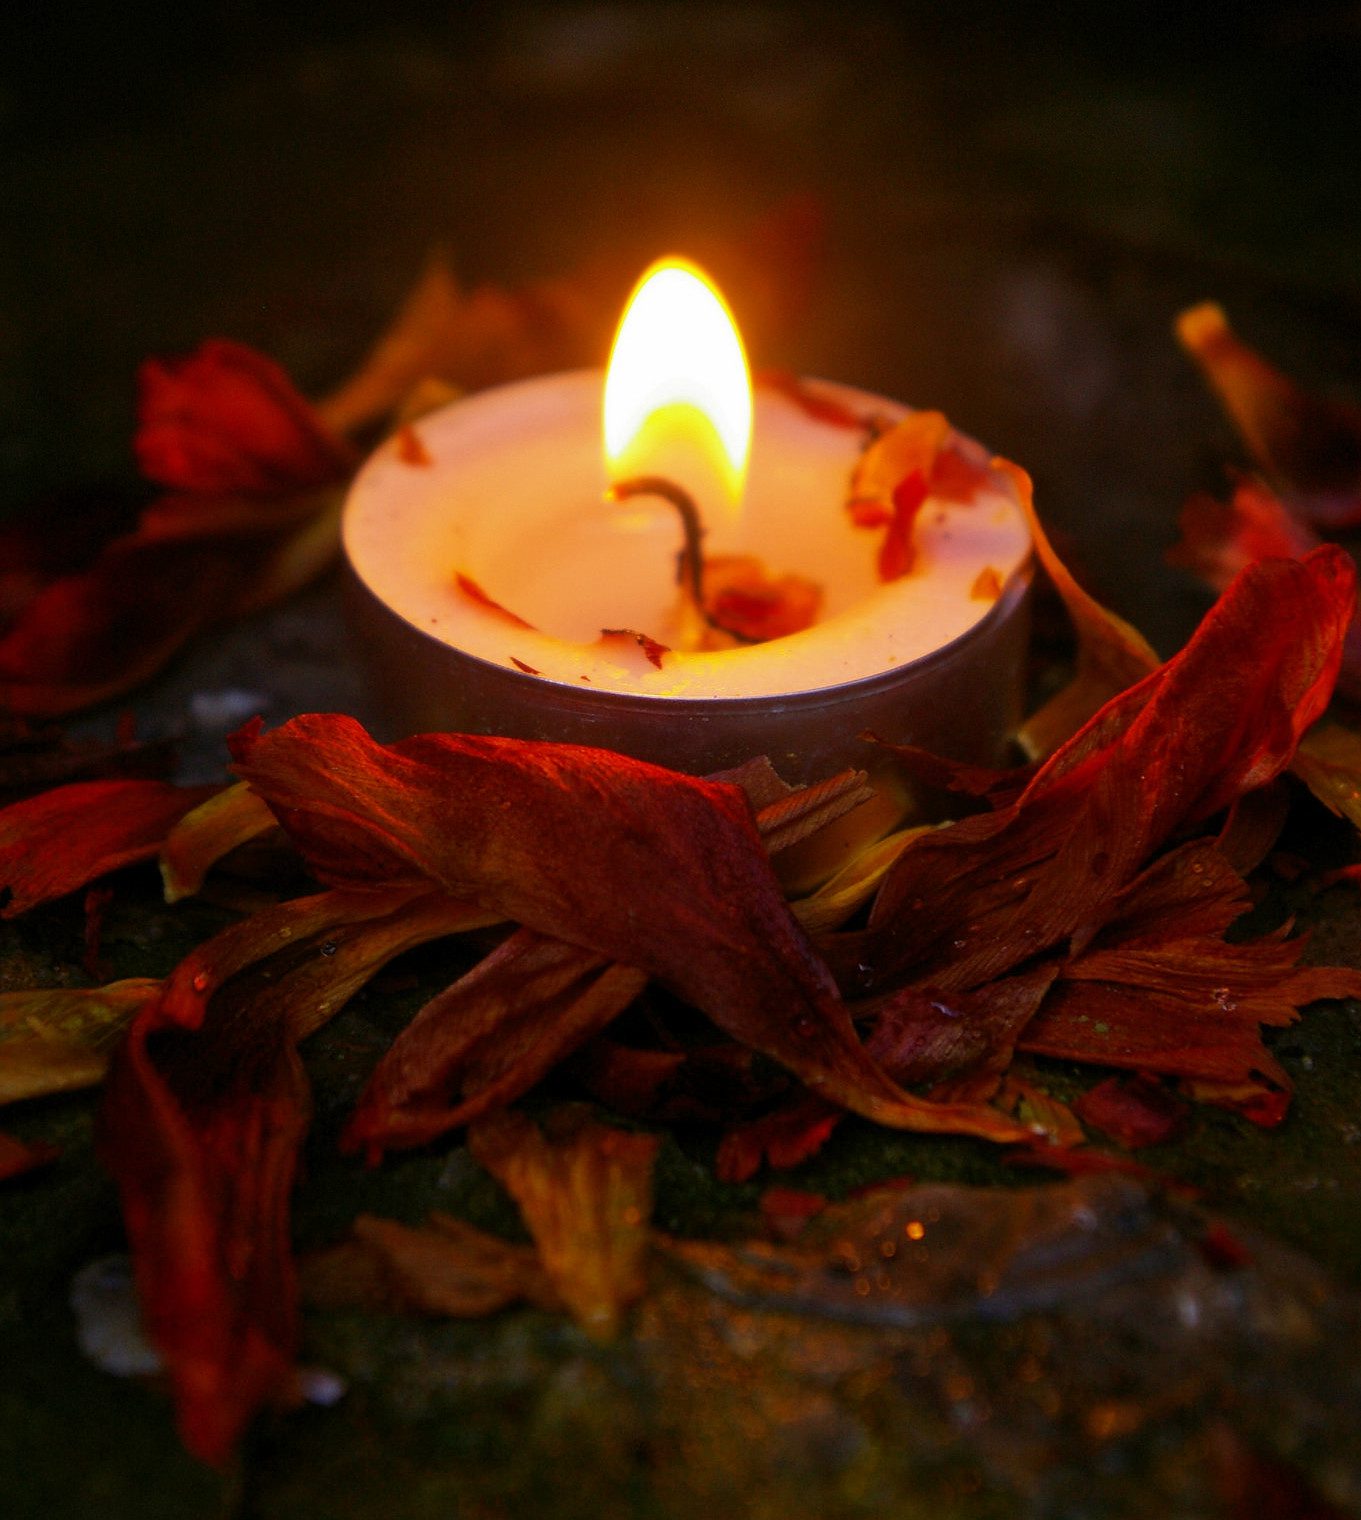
[
  {"xmin": 136, "ymin": 340, "xmax": 355, "ymax": 497},
  {"xmin": 454, "ymin": 572, "xmax": 536, "ymax": 629},
  {"xmin": 598, "ymin": 628, "xmax": 670, "ymax": 668},
  {"xmin": 232, "ymin": 715, "xmax": 1030, "ymax": 1145},
  {"xmin": 1019, "ymin": 839, "xmax": 1361, "ymax": 1094},
  {"xmin": 1170, "ymin": 478, "xmax": 1321, "ymax": 592},
  {"xmin": 100, "ymin": 997, "xmax": 308, "ymax": 1465},
  {"xmin": 701, "ymin": 555, "xmax": 822, "ymax": 642},
  {"xmin": 395, "ymin": 424, "xmax": 432, "ymax": 467},
  {"xmin": 343, "ymin": 930, "xmax": 647, "ymax": 1159},
  {"xmin": 860, "ymin": 548, "xmax": 1356, "ymax": 995},
  {"xmin": 716, "ymin": 1099, "xmax": 841, "ymax": 1183},
  {"xmin": 0, "ymin": 778, "xmax": 218, "ymax": 915},
  {"xmin": 847, "ymin": 411, "xmax": 996, "ymax": 584},
  {"xmin": 0, "ymin": 489, "xmax": 344, "ymax": 718},
  {"xmin": 1073, "ymin": 1073, "xmax": 1189, "ymax": 1149},
  {"xmin": 98, "ymin": 882, "xmax": 484, "ymax": 1464}
]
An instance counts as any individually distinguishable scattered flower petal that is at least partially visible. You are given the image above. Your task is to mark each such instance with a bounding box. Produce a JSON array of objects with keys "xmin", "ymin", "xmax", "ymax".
[{"xmin": 1176, "ymin": 302, "xmax": 1361, "ymax": 529}]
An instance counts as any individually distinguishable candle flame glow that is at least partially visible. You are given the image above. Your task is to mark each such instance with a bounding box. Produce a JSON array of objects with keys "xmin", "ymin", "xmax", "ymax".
[{"xmin": 603, "ymin": 258, "xmax": 752, "ymax": 516}]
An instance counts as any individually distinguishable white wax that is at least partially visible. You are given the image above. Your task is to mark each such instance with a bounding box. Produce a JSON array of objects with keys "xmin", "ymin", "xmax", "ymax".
[{"xmin": 343, "ymin": 371, "xmax": 1030, "ymax": 701}]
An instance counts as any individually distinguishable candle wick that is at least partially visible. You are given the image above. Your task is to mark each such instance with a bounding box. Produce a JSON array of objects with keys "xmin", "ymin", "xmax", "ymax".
[
  {"xmin": 607, "ymin": 474, "xmax": 758, "ymax": 648},
  {"xmin": 606, "ymin": 474, "xmax": 708, "ymax": 604}
]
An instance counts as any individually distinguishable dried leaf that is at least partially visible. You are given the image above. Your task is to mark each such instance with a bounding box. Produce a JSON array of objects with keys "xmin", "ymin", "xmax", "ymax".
[
  {"xmin": 301, "ymin": 1212, "xmax": 559, "ymax": 1318},
  {"xmin": 231, "ymin": 716, "xmax": 1030, "ymax": 1144},
  {"xmin": 0, "ymin": 778, "xmax": 218, "ymax": 915},
  {"xmin": 468, "ymin": 1106, "xmax": 658, "ymax": 1340},
  {"xmin": 1177, "ymin": 302, "xmax": 1361, "ymax": 530},
  {"xmin": 0, "ymin": 979, "xmax": 160, "ymax": 1104}
]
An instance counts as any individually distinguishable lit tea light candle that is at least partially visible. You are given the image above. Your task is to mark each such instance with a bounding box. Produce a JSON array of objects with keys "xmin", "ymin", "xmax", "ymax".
[{"xmin": 344, "ymin": 259, "xmax": 1032, "ymax": 787}]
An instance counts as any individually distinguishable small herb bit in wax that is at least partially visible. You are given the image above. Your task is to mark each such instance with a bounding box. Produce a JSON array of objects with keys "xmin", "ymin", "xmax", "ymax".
[
  {"xmin": 453, "ymin": 572, "xmax": 536, "ymax": 629},
  {"xmin": 847, "ymin": 411, "xmax": 995, "ymax": 583},
  {"xmin": 394, "ymin": 424, "xmax": 432, "ymax": 467},
  {"xmin": 598, "ymin": 629, "xmax": 670, "ymax": 669},
  {"xmin": 509, "ymin": 657, "xmax": 540, "ymax": 675},
  {"xmin": 607, "ymin": 475, "xmax": 823, "ymax": 647},
  {"xmin": 970, "ymin": 566, "xmax": 1003, "ymax": 600},
  {"xmin": 701, "ymin": 555, "xmax": 822, "ymax": 642}
]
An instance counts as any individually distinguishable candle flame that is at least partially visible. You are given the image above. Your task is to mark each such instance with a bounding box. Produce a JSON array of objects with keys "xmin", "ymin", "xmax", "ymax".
[{"xmin": 603, "ymin": 258, "xmax": 752, "ymax": 516}]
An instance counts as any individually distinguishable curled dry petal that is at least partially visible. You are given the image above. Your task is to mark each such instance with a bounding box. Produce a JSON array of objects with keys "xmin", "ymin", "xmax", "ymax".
[
  {"xmin": 301, "ymin": 1212, "xmax": 560, "ymax": 1318},
  {"xmin": 159, "ymin": 781, "xmax": 283, "ymax": 903},
  {"xmin": 231, "ymin": 715, "xmax": 1030, "ymax": 1143},
  {"xmin": 98, "ymin": 883, "xmax": 492, "ymax": 1464},
  {"xmin": 861, "ymin": 548, "xmax": 1355, "ymax": 994},
  {"xmin": 1176, "ymin": 302, "xmax": 1361, "ymax": 529},
  {"xmin": 136, "ymin": 340, "xmax": 356, "ymax": 497},
  {"xmin": 342, "ymin": 930, "xmax": 647, "ymax": 1159},
  {"xmin": 0, "ymin": 778, "xmax": 218, "ymax": 915},
  {"xmin": 847, "ymin": 412, "xmax": 995, "ymax": 582},
  {"xmin": 1170, "ymin": 477, "xmax": 1322, "ymax": 592},
  {"xmin": 999, "ymin": 461, "xmax": 1159, "ymax": 758},
  {"xmin": 468, "ymin": 1106, "xmax": 658, "ymax": 1340},
  {"xmin": 1019, "ymin": 839, "xmax": 1361, "ymax": 1108},
  {"xmin": 100, "ymin": 997, "xmax": 309, "ymax": 1466}
]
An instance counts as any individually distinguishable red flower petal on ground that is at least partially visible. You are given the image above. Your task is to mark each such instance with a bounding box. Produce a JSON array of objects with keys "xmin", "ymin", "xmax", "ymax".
[
  {"xmin": 100, "ymin": 992, "xmax": 308, "ymax": 1466},
  {"xmin": 0, "ymin": 778, "xmax": 218, "ymax": 915},
  {"xmin": 98, "ymin": 882, "xmax": 483, "ymax": 1465},
  {"xmin": 231, "ymin": 715, "xmax": 1028, "ymax": 1144},
  {"xmin": 136, "ymin": 340, "xmax": 355, "ymax": 497},
  {"xmin": 858, "ymin": 548, "xmax": 1355, "ymax": 995}
]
